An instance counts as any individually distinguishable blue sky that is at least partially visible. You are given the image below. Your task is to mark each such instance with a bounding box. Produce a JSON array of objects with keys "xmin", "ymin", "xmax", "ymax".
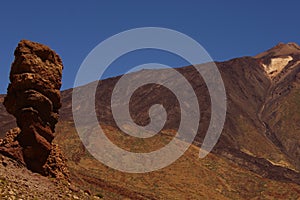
[{"xmin": 0, "ymin": 1, "xmax": 299, "ymax": 93}]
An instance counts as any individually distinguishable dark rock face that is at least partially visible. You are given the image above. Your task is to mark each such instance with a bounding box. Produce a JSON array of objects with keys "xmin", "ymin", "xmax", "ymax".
[{"xmin": 1, "ymin": 40, "xmax": 66, "ymax": 176}]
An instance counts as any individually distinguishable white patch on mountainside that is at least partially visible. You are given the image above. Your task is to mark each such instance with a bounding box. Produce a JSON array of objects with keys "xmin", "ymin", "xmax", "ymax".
[{"xmin": 262, "ymin": 56, "xmax": 293, "ymax": 78}]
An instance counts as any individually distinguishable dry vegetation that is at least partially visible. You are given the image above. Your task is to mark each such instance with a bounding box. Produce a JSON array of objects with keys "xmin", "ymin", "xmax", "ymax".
[{"xmin": 55, "ymin": 122, "xmax": 300, "ymax": 199}]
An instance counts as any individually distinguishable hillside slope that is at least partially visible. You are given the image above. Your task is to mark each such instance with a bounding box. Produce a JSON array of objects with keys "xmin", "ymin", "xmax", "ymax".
[{"xmin": 54, "ymin": 122, "xmax": 300, "ymax": 199}]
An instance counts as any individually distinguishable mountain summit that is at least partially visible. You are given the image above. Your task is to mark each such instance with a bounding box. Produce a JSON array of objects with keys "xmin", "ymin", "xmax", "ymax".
[
  {"xmin": 254, "ymin": 42, "xmax": 300, "ymax": 79},
  {"xmin": 255, "ymin": 42, "xmax": 300, "ymax": 58}
]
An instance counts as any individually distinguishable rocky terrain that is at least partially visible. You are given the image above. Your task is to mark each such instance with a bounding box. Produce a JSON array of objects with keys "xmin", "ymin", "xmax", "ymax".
[
  {"xmin": 0, "ymin": 42, "xmax": 300, "ymax": 199},
  {"xmin": 0, "ymin": 153, "xmax": 105, "ymax": 200}
]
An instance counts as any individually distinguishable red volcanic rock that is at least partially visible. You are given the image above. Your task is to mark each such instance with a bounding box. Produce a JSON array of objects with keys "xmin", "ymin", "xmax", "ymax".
[
  {"xmin": 0, "ymin": 128, "xmax": 23, "ymax": 164},
  {"xmin": 43, "ymin": 144, "xmax": 69, "ymax": 179},
  {"xmin": 0, "ymin": 40, "xmax": 67, "ymax": 177}
]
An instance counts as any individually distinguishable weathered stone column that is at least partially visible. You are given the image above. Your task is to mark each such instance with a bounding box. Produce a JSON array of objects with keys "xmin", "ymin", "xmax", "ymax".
[{"xmin": 2, "ymin": 40, "xmax": 64, "ymax": 175}]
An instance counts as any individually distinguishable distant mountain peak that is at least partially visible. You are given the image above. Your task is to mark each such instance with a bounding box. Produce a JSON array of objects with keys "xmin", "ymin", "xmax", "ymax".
[{"xmin": 255, "ymin": 42, "xmax": 300, "ymax": 59}]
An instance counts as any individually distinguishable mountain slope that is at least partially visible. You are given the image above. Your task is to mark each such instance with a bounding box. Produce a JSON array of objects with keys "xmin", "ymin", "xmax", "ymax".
[
  {"xmin": 54, "ymin": 122, "xmax": 300, "ymax": 199},
  {"xmin": 257, "ymin": 43, "xmax": 300, "ymax": 170}
]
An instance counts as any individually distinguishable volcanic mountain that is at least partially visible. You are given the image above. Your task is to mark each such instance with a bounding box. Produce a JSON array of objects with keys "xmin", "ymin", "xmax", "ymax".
[{"xmin": 1, "ymin": 42, "xmax": 300, "ymax": 199}]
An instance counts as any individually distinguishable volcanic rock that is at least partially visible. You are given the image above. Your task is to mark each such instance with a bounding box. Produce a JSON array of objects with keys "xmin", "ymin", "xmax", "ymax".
[
  {"xmin": 0, "ymin": 40, "xmax": 67, "ymax": 177},
  {"xmin": 0, "ymin": 128, "xmax": 23, "ymax": 164}
]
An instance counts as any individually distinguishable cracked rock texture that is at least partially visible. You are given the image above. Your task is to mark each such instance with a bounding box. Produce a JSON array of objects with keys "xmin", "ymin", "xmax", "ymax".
[{"xmin": 0, "ymin": 40, "xmax": 67, "ymax": 177}]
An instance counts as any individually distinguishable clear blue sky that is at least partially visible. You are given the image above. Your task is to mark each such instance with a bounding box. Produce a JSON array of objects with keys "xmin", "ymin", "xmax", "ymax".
[{"xmin": 0, "ymin": 0, "xmax": 299, "ymax": 93}]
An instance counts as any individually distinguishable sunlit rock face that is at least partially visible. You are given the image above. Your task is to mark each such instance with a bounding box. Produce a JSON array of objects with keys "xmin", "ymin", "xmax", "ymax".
[{"xmin": 262, "ymin": 56, "xmax": 293, "ymax": 78}]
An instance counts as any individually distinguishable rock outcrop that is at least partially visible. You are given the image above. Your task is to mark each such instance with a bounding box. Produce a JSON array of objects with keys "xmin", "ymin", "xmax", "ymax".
[{"xmin": 0, "ymin": 40, "xmax": 67, "ymax": 177}]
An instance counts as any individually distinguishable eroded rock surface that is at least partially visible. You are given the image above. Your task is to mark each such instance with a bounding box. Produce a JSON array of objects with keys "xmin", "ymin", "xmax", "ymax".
[{"xmin": 0, "ymin": 40, "xmax": 67, "ymax": 177}]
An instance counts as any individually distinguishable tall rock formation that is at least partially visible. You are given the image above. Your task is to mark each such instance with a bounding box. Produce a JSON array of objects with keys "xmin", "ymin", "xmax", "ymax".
[{"xmin": 0, "ymin": 40, "xmax": 67, "ymax": 177}]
